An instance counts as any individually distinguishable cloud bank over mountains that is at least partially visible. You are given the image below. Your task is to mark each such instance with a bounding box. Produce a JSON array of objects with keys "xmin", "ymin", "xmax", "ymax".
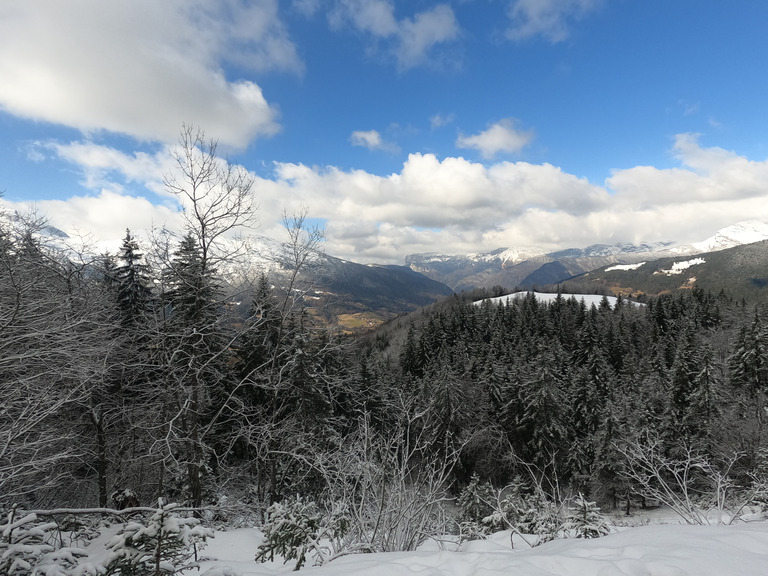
[{"xmin": 8, "ymin": 133, "xmax": 768, "ymax": 265}]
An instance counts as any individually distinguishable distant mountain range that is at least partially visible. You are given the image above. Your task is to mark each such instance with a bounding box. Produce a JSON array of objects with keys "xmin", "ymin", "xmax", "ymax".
[
  {"xmin": 6, "ymin": 204, "xmax": 768, "ymax": 324},
  {"xmin": 565, "ymin": 239, "xmax": 768, "ymax": 302},
  {"xmin": 0, "ymin": 209, "xmax": 452, "ymax": 332},
  {"xmin": 405, "ymin": 221, "xmax": 768, "ymax": 293}
]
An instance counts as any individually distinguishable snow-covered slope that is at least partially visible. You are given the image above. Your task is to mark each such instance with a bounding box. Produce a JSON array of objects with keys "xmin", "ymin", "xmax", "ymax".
[
  {"xmin": 469, "ymin": 246, "xmax": 549, "ymax": 266},
  {"xmin": 194, "ymin": 522, "xmax": 768, "ymax": 576},
  {"xmin": 475, "ymin": 291, "xmax": 643, "ymax": 309},
  {"xmin": 691, "ymin": 220, "xmax": 768, "ymax": 252},
  {"xmin": 406, "ymin": 221, "xmax": 768, "ymax": 291}
]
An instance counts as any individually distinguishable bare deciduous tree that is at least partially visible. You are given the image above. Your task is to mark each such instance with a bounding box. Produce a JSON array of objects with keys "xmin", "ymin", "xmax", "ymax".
[
  {"xmin": 0, "ymin": 214, "xmax": 119, "ymax": 506},
  {"xmin": 618, "ymin": 437, "xmax": 764, "ymax": 525},
  {"xmin": 146, "ymin": 125, "xmax": 258, "ymax": 510}
]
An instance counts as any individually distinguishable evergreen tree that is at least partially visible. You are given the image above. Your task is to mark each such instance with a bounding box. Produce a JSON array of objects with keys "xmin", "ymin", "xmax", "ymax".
[
  {"xmin": 114, "ymin": 229, "xmax": 153, "ymax": 326},
  {"xmin": 157, "ymin": 233, "xmax": 227, "ymax": 509},
  {"xmin": 517, "ymin": 347, "xmax": 567, "ymax": 481},
  {"xmin": 729, "ymin": 311, "xmax": 768, "ymax": 399},
  {"xmin": 105, "ymin": 501, "xmax": 212, "ymax": 575},
  {"xmin": 565, "ymin": 493, "xmax": 610, "ymax": 538},
  {"xmin": 664, "ymin": 325, "xmax": 701, "ymax": 443}
]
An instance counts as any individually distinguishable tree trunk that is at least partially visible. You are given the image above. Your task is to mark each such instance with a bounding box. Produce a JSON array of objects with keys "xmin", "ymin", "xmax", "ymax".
[{"xmin": 90, "ymin": 408, "xmax": 108, "ymax": 507}]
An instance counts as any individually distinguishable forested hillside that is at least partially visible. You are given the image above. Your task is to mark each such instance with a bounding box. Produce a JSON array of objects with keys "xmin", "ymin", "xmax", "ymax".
[
  {"xmin": 565, "ymin": 239, "xmax": 768, "ymax": 302},
  {"xmin": 4, "ymin": 202, "xmax": 767, "ymax": 511},
  {"xmin": 361, "ymin": 289, "xmax": 767, "ymax": 503},
  {"xmin": 2, "ymin": 134, "xmax": 768, "ymax": 572}
]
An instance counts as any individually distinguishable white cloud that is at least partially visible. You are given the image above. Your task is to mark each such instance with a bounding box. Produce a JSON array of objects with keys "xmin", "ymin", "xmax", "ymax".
[
  {"xmin": 430, "ymin": 113, "xmax": 455, "ymax": 129},
  {"xmin": 331, "ymin": 0, "xmax": 399, "ymax": 36},
  {"xmin": 12, "ymin": 133, "xmax": 768, "ymax": 266},
  {"xmin": 292, "ymin": 0, "xmax": 322, "ymax": 17},
  {"xmin": 268, "ymin": 136, "xmax": 768, "ymax": 262},
  {"xmin": 506, "ymin": 0, "xmax": 599, "ymax": 43},
  {"xmin": 0, "ymin": 0, "xmax": 293, "ymax": 147},
  {"xmin": 349, "ymin": 129, "xmax": 399, "ymax": 152},
  {"xmin": 350, "ymin": 130, "xmax": 385, "ymax": 150},
  {"xmin": 456, "ymin": 119, "xmax": 534, "ymax": 158},
  {"xmin": 268, "ymin": 153, "xmax": 611, "ymax": 258},
  {"xmin": 5, "ymin": 189, "xmax": 184, "ymax": 253},
  {"xmin": 329, "ymin": 1, "xmax": 459, "ymax": 70},
  {"xmin": 396, "ymin": 4, "xmax": 460, "ymax": 69},
  {"xmin": 42, "ymin": 141, "xmax": 171, "ymax": 196}
]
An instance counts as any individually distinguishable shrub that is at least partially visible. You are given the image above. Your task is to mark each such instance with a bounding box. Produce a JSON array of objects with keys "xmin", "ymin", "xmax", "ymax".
[
  {"xmin": 565, "ymin": 493, "xmax": 611, "ymax": 539},
  {"xmin": 0, "ymin": 507, "xmax": 89, "ymax": 576},
  {"xmin": 255, "ymin": 496, "xmax": 349, "ymax": 570},
  {"xmin": 457, "ymin": 474, "xmax": 495, "ymax": 525},
  {"xmin": 105, "ymin": 500, "xmax": 213, "ymax": 575}
]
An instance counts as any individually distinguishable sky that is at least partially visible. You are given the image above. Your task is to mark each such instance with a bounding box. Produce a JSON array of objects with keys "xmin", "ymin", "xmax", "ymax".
[{"xmin": 2, "ymin": 0, "xmax": 768, "ymax": 264}]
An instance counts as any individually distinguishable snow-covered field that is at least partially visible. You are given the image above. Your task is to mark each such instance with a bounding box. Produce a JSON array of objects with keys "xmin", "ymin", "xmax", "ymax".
[
  {"xmin": 656, "ymin": 257, "xmax": 706, "ymax": 276},
  {"xmin": 605, "ymin": 262, "xmax": 646, "ymax": 272},
  {"xmin": 197, "ymin": 521, "xmax": 768, "ymax": 576},
  {"xmin": 476, "ymin": 291, "xmax": 639, "ymax": 309}
]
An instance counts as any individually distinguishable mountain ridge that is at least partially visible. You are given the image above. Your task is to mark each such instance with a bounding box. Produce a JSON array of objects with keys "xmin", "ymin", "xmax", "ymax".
[
  {"xmin": 0, "ymin": 209, "xmax": 452, "ymax": 332},
  {"xmin": 405, "ymin": 221, "xmax": 768, "ymax": 291}
]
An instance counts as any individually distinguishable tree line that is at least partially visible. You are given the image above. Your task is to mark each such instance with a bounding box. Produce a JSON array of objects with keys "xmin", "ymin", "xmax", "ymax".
[
  {"xmin": 360, "ymin": 287, "xmax": 768, "ymax": 509},
  {"xmin": 2, "ymin": 129, "xmax": 768, "ymax": 532}
]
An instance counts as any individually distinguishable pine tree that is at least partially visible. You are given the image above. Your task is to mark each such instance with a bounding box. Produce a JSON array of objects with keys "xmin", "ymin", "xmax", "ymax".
[
  {"xmin": 164, "ymin": 233, "xmax": 219, "ymax": 327},
  {"xmin": 457, "ymin": 473, "xmax": 496, "ymax": 525},
  {"xmin": 158, "ymin": 233, "xmax": 227, "ymax": 509},
  {"xmin": 729, "ymin": 311, "xmax": 768, "ymax": 400},
  {"xmin": 105, "ymin": 501, "xmax": 212, "ymax": 575},
  {"xmin": 518, "ymin": 347, "xmax": 567, "ymax": 479},
  {"xmin": 565, "ymin": 493, "xmax": 610, "ymax": 538},
  {"xmin": 237, "ymin": 272, "xmax": 281, "ymax": 382},
  {"xmin": 114, "ymin": 229, "xmax": 153, "ymax": 326},
  {"xmin": 664, "ymin": 325, "xmax": 703, "ymax": 444}
]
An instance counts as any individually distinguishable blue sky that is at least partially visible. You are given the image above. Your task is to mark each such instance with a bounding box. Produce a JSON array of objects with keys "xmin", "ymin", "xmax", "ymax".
[{"xmin": 2, "ymin": 0, "xmax": 768, "ymax": 263}]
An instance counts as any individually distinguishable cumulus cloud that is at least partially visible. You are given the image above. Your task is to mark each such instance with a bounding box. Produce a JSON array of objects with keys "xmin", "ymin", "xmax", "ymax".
[
  {"xmin": 506, "ymin": 0, "xmax": 600, "ymax": 43},
  {"xmin": 456, "ymin": 119, "xmax": 534, "ymax": 158},
  {"xmin": 267, "ymin": 135, "xmax": 768, "ymax": 261},
  {"xmin": 349, "ymin": 129, "xmax": 400, "ymax": 152},
  {"xmin": 12, "ymin": 133, "xmax": 768, "ymax": 266},
  {"xmin": 329, "ymin": 1, "xmax": 459, "ymax": 70},
  {"xmin": 350, "ymin": 130, "xmax": 384, "ymax": 150},
  {"xmin": 267, "ymin": 153, "xmax": 610, "ymax": 257},
  {"xmin": 0, "ymin": 0, "xmax": 292, "ymax": 147},
  {"xmin": 292, "ymin": 0, "xmax": 322, "ymax": 17},
  {"xmin": 396, "ymin": 4, "xmax": 460, "ymax": 69},
  {"xmin": 331, "ymin": 0, "xmax": 399, "ymax": 36},
  {"xmin": 4, "ymin": 189, "xmax": 184, "ymax": 254},
  {"xmin": 41, "ymin": 141, "xmax": 171, "ymax": 196}
]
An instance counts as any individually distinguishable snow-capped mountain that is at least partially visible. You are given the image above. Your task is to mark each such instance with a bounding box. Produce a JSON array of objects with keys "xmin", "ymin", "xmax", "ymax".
[
  {"xmin": 0, "ymin": 208, "xmax": 450, "ymax": 330},
  {"xmin": 406, "ymin": 221, "xmax": 768, "ymax": 291},
  {"xmin": 690, "ymin": 221, "xmax": 768, "ymax": 252}
]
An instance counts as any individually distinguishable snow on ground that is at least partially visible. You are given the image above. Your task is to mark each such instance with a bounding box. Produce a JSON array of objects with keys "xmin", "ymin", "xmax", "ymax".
[
  {"xmin": 656, "ymin": 257, "xmax": 706, "ymax": 276},
  {"xmin": 476, "ymin": 292, "xmax": 639, "ymax": 309},
  {"xmin": 198, "ymin": 522, "xmax": 768, "ymax": 576},
  {"xmin": 605, "ymin": 262, "xmax": 646, "ymax": 272},
  {"xmin": 692, "ymin": 220, "xmax": 768, "ymax": 252}
]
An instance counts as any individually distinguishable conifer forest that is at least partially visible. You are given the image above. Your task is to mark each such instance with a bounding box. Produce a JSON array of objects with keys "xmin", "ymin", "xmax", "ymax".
[{"xmin": 3, "ymin": 130, "xmax": 768, "ymax": 573}]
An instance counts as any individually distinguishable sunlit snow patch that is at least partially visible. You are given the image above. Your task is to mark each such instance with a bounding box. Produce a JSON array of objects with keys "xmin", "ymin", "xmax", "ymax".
[
  {"xmin": 476, "ymin": 292, "xmax": 642, "ymax": 309},
  {"xmin": 656, "ymin": 258, "xmax": 705, "ymax": 276},
  {"xmin": 605, "ymin": 262, "xmax": 645, "ymax": 272}
]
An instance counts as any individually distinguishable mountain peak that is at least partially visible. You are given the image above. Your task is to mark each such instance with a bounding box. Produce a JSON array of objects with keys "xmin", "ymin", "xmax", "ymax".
[{"xmin": 691, "ymin": 220, "xmax": 768, "ymax": 252}]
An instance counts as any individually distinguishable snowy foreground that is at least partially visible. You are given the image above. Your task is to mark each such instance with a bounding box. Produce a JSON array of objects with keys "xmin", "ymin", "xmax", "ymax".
[{"xmin": 197, "ymin": 522, "xmax": 768, "ymax": 576}]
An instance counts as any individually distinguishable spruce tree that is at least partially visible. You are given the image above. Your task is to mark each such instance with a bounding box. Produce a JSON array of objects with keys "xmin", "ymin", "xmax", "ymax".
[
  {"xmin": 159, "ymin": 233, "xmax": 227, "ymax": 509},
  {"xmin": 114, "ymin": 228, "xmax": 153, "ymax": 326},
  {"xmin": 565, "ymin": 493, "xmax": 610, "ymax": 538}
]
